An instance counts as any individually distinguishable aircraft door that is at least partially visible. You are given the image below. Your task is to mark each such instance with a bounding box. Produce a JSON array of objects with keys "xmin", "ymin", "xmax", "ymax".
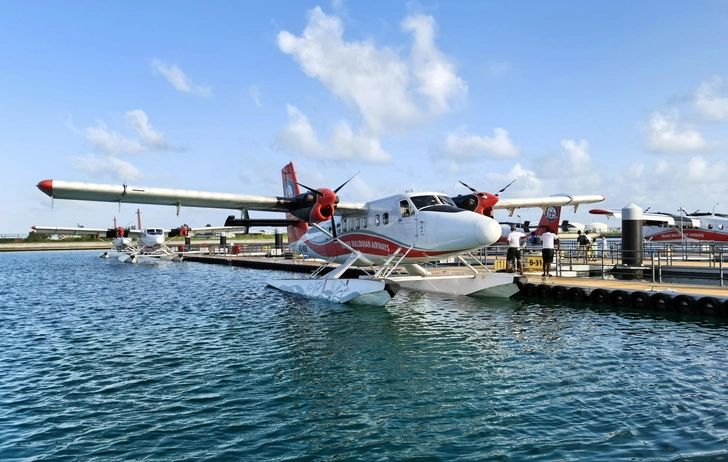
[{"xmin": 398, "ymin": 199, "xmax": 417, "ymax": 242}]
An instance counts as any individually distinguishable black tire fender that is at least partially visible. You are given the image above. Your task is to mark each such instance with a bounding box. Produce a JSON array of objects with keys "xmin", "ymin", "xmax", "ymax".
[
  {"xmin": 629, "ymin": 291, "xmax": 649, "ymax": 310},
  {"xmin": 589, "ymin": 288, "xmax": 609, "ymax": 305},
  {"xmin": 695, "ymin": 297, "xmax": 720, "ymax": 317},
  {"xmin": 550, "ymin": 285, "xmax": 568, "ymax": 301},
  {"xmin": 648, "ymin": 293, "xmax": 671, "ymax": 312},
  {"xmin": 672, "ymin": 295, "xmax": 695, "ymax": 314},
  {"xmin": 567, "ymin": 287, "xmax": 587, "ymax": 303},
  {"xmin": 609, "ymin": 290, "xmax": 628, "ymax": 307},
  {"xmin": 523, "ymin": 283, "xmax": 537, "ymax": 298},
  {"xmin": 536, "ymin": 284, "xmax": 551, "ymax": 299}
]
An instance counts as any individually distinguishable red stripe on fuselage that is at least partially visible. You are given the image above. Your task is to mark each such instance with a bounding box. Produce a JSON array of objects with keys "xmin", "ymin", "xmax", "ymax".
[
  {"xmin": 647, "ymin": 229, "xmax": 728, "ymax": 242},
  {"xmin": 301, "ymin": 232, "xmax": 469, "ymax": 260}
]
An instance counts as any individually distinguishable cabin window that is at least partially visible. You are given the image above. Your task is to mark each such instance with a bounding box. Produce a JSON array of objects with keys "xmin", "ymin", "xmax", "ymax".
[
  {"xmin": 362, "ymin": 217, "xmax": 368, "ymax": 229},
  {"xmin": 400, "ymin": 200, "xmax": 412, "ymax": 217},
  {"xmin": 383, "ymin": 213, "xmax": 389, "ymax": 225},
  {"xmin": 355, "ymin": 218, "xmax": 360, "ymax": 229},
  {"xmin": 375, "ymin": 214, "xmax": 380, "ymax": 226},
  {"xmin": 336, "ymin": 223, "xmax": 341, "ymax": 234},
  {"xmin": 709, "ymin": 224, "xmax": 714, "ymax": 229},
  {"xmin": 720, "ymin": 224, "xmax": 724, "ymax": 230}
]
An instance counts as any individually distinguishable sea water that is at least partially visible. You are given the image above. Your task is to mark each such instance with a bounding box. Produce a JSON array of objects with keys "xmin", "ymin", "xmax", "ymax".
[{"xmin": 1, "ymin": 251, "xmax": 727, "ymax": 461}]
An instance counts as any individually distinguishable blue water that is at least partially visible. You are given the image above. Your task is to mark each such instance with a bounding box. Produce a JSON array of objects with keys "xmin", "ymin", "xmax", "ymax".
[{"xmin": 1, "ymin": 251, "xmax": 727, "ymax": 461}]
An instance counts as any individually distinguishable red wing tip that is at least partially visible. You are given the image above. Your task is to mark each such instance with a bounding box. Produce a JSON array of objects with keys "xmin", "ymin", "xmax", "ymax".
[
  {"xmin": 589, "ymin": 209, "xmax": 612, "ymax": 214},
  {"xmin": 37, "ymin": 180, "xmax": 53, "ymax": 196},
  {"xmin": 31, "ymin": 226, "xmax": 37, "ymax": 231}
]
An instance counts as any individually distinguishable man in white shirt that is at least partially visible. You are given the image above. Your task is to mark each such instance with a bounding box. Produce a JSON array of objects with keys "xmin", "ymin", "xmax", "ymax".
[
  {"xmin": 540, "ymin": 229, "xmax": 560, "ymax": 278},
  {"xmin": 506, "ymin": 225, "xmax": 525, "ymax": 274}
]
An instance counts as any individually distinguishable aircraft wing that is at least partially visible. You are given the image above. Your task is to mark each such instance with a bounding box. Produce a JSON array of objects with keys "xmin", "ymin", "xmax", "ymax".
[
  {"xmin": 31, "ymin": 226, "xmax": 144, "ymax": 237},
  {"xmin": 187, "ymin": 226, "xmax": 249, "ymax": 236},
  {"xmin": 36, "ymin": 180, "xmax": 368, "ymax": 215},
  {"xmin": 590, "ymin": 209, "xmax": 677, "ymax": 225},
  {"xmin": 494, "ymin": 194, "xmax": 606, "ymax": 215}
]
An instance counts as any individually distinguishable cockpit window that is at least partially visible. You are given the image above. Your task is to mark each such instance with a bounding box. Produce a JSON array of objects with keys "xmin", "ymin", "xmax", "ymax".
[
  {"xmin": 147, "ymin": 229, "xmax": 163, "ymax": 235},
  {"xmin": 410, "ymin": 195, "xmax": 441, "ymax": 210},
  {"xmin": 437, "ymin": 195, "xmax": 456, "ymax": 206}
]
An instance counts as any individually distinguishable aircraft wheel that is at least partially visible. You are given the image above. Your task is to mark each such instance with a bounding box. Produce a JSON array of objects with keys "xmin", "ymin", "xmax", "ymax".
[
  {"xmin": 629, "ymin": 291, "xmax": 649, "ymax": 310},
  {"xmin": 648, "ymin": 293, "xmax": 671, "ymax": 312},
  {"xmin": 589, "ymin": 288, "xmax": 609, "ymax": 305},
  {"xmin": 536, "ymin": 284, "xmax": 551, "ymax": 299},
  {"xmin": 609, "ymin": 290, "xmax": 628, "ymax": 307},
  {"xmin": 695, "ymin": 297, "xmax": 720, "ymax": 317},
  {"xmin": 671, "ymin": 295, "xmax": 695, "ymax": 314},
  {"xmin": 550, "ymin": 285, "xmax": 567, "ymax": 301},
  {"xmin": 567, "ymin": 287, "xmax": 587, "ymax": 303}
]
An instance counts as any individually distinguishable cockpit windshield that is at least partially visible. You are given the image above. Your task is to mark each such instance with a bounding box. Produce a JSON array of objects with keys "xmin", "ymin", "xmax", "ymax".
[
  {"xmin": 410, "ymin": 195, "xmax": 456, "ymax": 210},
  {"xmin": 437, "ymin": 195, "xmax": 456, "ymax": 207},
  {"xmin": 146, "ymin": 229, "xmax": 164, "ymax": 235}
]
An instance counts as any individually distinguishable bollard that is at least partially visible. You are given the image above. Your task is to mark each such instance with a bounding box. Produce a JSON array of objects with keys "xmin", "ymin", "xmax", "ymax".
[{"xmin": 622, "ymin": 203, "xmax": 643, "ymax": 266}]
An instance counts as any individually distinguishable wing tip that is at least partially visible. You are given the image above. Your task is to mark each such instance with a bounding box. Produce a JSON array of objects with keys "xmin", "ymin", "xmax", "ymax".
[{"xmin": 37, "ymin": 180, "xmax": 53, "ymax": 197}]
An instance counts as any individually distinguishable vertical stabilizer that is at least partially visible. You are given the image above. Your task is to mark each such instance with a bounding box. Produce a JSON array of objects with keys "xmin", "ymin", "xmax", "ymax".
[
  {"xmin": 281, "ymin": 162, "xmax": 309, "ymax": 243},
  {"xmin": 536, "ymin": 206, "xmax": 561, "ymax": 234}
]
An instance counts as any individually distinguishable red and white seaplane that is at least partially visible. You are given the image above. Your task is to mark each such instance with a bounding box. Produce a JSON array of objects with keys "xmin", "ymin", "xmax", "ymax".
[
  {"xmin": 590, "ymin": 208, "xmax": 728, "ymax": 243},
  {"xmin": 30, "ymin": 224, "xmax": 238, "ymax": 263},
  {"xmin": 36, "ymin": 162, "xmax": 605, "ymax": 305}
]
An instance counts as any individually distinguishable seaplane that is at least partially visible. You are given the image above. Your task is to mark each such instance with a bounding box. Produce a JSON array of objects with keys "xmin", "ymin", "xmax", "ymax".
[
  {"xmin": 36, "ymin": 162, "xmax": 605, "ymax": 305},
  {"xmin": 590, "ymin": 208, "xmax": 728, "ymax": 244},
  {"xmin": 30, "ymin": 223, "xmax": 239, "ymax": 263}
]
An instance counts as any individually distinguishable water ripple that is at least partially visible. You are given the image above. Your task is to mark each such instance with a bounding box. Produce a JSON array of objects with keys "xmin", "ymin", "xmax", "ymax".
[{"xmin": 1, "ymin": 251, "xmax": 727, "ymax": 460}]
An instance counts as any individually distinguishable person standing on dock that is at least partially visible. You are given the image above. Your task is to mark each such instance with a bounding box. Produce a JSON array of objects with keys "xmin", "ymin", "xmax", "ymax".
[
  {"xmin": 541, "ymin": 228, "xmax": 560, "ymax": 279},
  {"xmin": 506, "ymin": 225, "xmax": 525, "ymax": 275}
]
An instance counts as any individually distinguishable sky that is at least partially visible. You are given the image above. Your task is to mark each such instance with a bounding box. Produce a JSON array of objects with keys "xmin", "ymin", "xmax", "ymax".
[{"xmin": 1, "ymin": 1, "xmax": 727, "ymax": 235}]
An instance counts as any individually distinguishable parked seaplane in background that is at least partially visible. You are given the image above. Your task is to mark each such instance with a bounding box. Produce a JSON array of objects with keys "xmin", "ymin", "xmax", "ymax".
[
  {"xmin": 590, "ymin": 208, "xmax": 728, "ymax": 243},
  {"xmin": 36, "ymin": 162, "xmax": 605, "ymax": 305},
  {"xmin": 31, "ymin": 223, "xmax": 239, "ymax": 263}
]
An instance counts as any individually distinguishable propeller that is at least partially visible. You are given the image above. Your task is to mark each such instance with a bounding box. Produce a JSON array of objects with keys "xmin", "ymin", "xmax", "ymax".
[
  {"xmin": 295, "ymin": 172, "xmax": 360, "ymax": 239},
  {"xmin": 459, "ymin": 178, "xmax": 516, "ymax": 197}
]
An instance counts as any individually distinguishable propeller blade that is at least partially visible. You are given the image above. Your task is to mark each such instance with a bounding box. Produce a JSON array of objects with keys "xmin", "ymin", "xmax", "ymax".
[
  {"xmin": 330, "ymin": 215, "xmax": 337, "ymax": 239},
  {"xmin": 458, "ymin": 181, "xmax": 483, "ymax": 196},
  {"xmin": 333, "ymin": 171, "xmax": 360, "ymax": 194},
  {"xmin": 296, "ymin": 182, "xmax": 323, "ymax": 196},
  {"xmin": 496, "ymin": 179, "xmax": 517, "ymax": 196}
]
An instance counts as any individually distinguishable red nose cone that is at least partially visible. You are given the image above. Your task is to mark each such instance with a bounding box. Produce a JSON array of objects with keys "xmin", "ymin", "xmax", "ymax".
[{"xmin": 37, "ymin": 180, "xmax": 53, "ymax": 197}]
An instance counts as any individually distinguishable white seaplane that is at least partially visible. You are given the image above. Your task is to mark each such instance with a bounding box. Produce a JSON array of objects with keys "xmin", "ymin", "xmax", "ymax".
[
  {"xmin": 36, "ymin": 162, "xmax": 605, "ymax": 305},
  {"xmin": 590, "ymin": 207, "xmax": 728, "ymax": 244},
  {"xmin": 31, "ymin": 224, "xmax": 238, "ymax": 263}
]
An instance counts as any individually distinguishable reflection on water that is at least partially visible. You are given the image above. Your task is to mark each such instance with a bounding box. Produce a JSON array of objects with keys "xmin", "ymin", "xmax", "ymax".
[{"xmin": 0, "ymin": 251, "xmax": 727, "ymax": 460}]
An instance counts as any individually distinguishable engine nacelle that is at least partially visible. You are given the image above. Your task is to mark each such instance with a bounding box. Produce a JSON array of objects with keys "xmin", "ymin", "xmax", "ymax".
[
  {"xmin": 452, "ymin": 193, "xmax": 499, "ymax": 218},
  {"xmin": 288, "ymin": 189, "xmax": 339, "ymax": 223}
]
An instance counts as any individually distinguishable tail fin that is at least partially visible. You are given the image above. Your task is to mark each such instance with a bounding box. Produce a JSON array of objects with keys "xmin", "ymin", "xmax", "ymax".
[
  {"xmin": 536, "ymin": 205, "xmax": 561, "ymax": 234},
  {"xmin": 281, "ymin": 162, "xmax": 308, "ymax": 243}
]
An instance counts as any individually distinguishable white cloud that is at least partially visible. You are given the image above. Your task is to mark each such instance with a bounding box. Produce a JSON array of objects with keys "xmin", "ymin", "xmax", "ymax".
[
  {"xmin": 401, "ymin": 14, "xmax": 468, "ymax": 114},
  {"xmin": 435, "ymin": 126, "xmax": 520, "ymax": 160},
  {"xmin": 152, "ymin": 59, "xmax": 212, "ymax": 97},
  {"xmin": 484, "ymin": 164, "xmax": 543, "ymax": 198},
  {"xmin": 488, "ymin": 61, "xmax": 510, "ymax": 77},
  {"xmin": 695, "ymin": 76, "xmax": 728, "ymax": 121},
  {"xmin": 249, "ymin": 85, "xmax": 263, "ymax": 108},
  {"xmin": 125, "ymin": 110, "xmax": 169, "ymax": 150},
  {"xmin": 85, "ymin": 122, "xmax": 147, "ymax": 156},
  {"xmin": 277, "ymin": 7, "xmax": 466, "ymax": 135},
  {"xmin": 642, "ymin": 110, "xmax": 707, "ymax": 153},
  {"xmin": 685, "ymin": 155, "xmax": 728, "ymax": 182},
  {"xmin": 68, "ymin": 154, "xmax": 142, "ymax": 182},
  {"xmin": 274, "ymin": 105, "xmax": 392, "ymax": 163},
  {"xmin": 560, "ymin": 139, "xmax": 591, "ymax": 175},
  {"xmin": 83, "ymin": 110, "xmax": 178, "ymax": 155}
]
